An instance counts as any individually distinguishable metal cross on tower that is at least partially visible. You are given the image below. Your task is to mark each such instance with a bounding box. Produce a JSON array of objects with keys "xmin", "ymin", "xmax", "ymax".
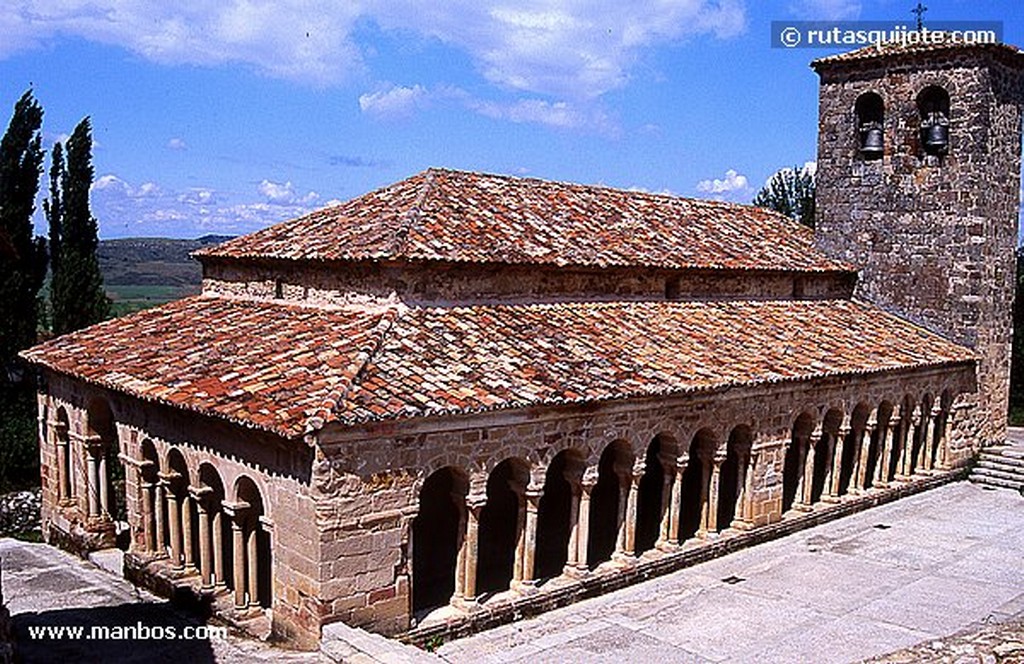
[{"xmin": 912, "ymin": 2, "xmax": 928, "ymax": 31}]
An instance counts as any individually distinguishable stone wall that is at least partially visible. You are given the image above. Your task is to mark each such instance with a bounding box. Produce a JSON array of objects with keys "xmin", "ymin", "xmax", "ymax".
[
  {"xmin": 814, "ymin": 47, "xmax": 1024, "ymax": 449},
  {"xmin": 200, "ymin": 258, "xmax": 855, "ymax": 308},
  {"xmin": 312, "ymin": 363, "xmax": 976, "ymax": 636},
  {"xmin": 34, "ymin": 371, "xmax": 323, "ymax": 648}
]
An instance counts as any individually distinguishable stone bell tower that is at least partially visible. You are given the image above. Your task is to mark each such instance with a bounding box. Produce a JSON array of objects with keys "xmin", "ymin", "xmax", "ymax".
[{"xmin": 812, "ymin": 41, "xmax": 1024, "ymax": 449}]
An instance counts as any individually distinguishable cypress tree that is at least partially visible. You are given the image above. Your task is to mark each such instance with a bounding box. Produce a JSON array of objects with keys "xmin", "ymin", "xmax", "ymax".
[
  {"xmin": 49, "ymin": 117, "xmax": 110, "ymax": 335},
  {"xmin": 0, "ymin": 90, "xmax": 47, "ymax": 375}
]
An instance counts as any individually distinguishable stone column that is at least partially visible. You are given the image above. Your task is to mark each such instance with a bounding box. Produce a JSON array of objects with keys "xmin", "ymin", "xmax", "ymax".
[
  {"xmin": 936, "ymin": 407, "xmax": 956, "ymax": 470},
  {"xmin": 512, "ymin": 489, "xmax": 527, "ymax": 586},
  {"xmin": 826, "ymin": 425, "xmax": 850, "ymax": 502},
  {"xmin": 657, "ymin": 462, "xmax": 674, "ymax": 547},
  {"xmin": 247, "ymin": 525, "xmax": 259, "ymax": 608},
  {"xmin": 613, "ymin": 469, "xmax": 630, "ymax": 556},
  {"xmin": 182, "ymin": 494, "xmax": 196, "ymax": 573},
  {"xmin": 452, "ymin": 500, "xmax": 468, "ymax": 602},
  {"xmin": 213, "ymin": 510, "xmax": 226, "ymax": 589},
  {"xmin": 86, "ymin": 447, "xmax": 100, "ymax": 518},
  {"xmin": 922, "ymin": 406, "xmax": 941, "ymax": 472},
  {"xmin": 797, "ymin": 428, "xmax": 820, "ymax": 510},
  {"xmin": 141, "ymin": 481, "xmax": 156, "ymax": 553},
  {"xmin": 855, "ymin": 418, "xmax": 876, "ymax": 492},
  {"xmin": 563, "ymin": 474, "xmax": 582, "ymax": 574},
  {"xmin": 462, "ymin": 495, "xmax": 485, "ymax": 602},
  {"xmin": 667, "ymin": 455, "xmax": 687, "ymax": 545},
  {"xmin": 191, "ymin": 486, "xmax": 214, "ymax": 590},
  {"xmin": 705, "ymin": 453, "xmax": 726, "ymax": 535},
  {"xmin": 621, "ymin": 462, "xmax": 643, "ymax": 558},
  {"xmin": 520, "ymin": 486, "xmax": 542, "ymax": 587},
  {"xmin": 224, "ymin": 507, "xmax": 247, "ymax": 609},
  {"xmin": 98, "ymin": 452, "xmax": 110, "ymax": 518},
  {"xmin": 55, "ymin": 432, "xmax": 69, "ymax": 502},
  {"xmin": 155, "ymin": 480, "xmax": 168, "ymax": 557},
  {"xmin": 575, "ymin": 470, "xmax": 597, "ymax": 573},
  {"xmin": 876, "ymin": 407, "xmax": 900, "ymax": 487},
  {"xmin": 734, "ymin": 451, "xmax": 757, "ymax": 529},
  {"xmin": 895, "ymin": 407, "xmax": 917, "ymax": 481}
]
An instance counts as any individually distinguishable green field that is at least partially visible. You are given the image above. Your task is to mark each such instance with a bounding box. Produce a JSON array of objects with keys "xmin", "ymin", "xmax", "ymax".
[{"xmin": 106, "ymin": 283, "xmax": 197, "ymax": 317}]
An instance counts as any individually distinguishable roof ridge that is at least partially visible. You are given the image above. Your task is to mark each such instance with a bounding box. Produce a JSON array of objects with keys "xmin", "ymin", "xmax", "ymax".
[
  {"xmin": 390, "ymin": 169, "xmax": 437, "ymax": 258},
  {"xmin": 303, "ymin": 301, "xmax": 404, "ymax": 437}
]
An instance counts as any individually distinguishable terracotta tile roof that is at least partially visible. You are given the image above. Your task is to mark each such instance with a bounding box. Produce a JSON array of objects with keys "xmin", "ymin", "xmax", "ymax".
[
  {"xmin": 195, "ymin": 169, "xmax": 851, "ymax": 273},
  {"xmin": 812, "ymin": 39, "xmax": 1024, "ymax": 69},
  {"xmin": 22, "ymin": 296, "xmax": 973, "ymax": 439}
]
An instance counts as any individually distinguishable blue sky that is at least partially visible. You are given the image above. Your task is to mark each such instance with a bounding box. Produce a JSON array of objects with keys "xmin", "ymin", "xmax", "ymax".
[{"xmin": 0, "ymin": 0, "xmax": 1019, "ymax": 239}]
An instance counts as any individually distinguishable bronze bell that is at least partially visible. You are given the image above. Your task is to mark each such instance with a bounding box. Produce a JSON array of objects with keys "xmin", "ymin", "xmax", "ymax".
[
  {"xmin": 922, "ymin": 112, "xmax": 949, "ymax": 154},
  {"xmin": 860, "ymin": 123, "xmax": 884, "ymax": 157}
]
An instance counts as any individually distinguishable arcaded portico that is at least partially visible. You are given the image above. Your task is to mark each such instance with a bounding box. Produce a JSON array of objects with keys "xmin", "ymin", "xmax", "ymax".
[{"xmin": 21, "ymin": 40, "xmax": 1024, "ymax": 649}]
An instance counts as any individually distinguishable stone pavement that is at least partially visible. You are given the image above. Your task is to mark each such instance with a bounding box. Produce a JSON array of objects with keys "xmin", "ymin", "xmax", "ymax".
[
  {"xmin": 436, "ymin": 481, "xmax": 1024, "ymax": 663},
  {"xmin": 1, "ymin": 481, "xmax": 1021, "ymax": 663}
]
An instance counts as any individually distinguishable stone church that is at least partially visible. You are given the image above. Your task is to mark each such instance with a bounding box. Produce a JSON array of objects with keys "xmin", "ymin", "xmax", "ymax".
[{"xmin": 20, "ymin": 40, "xmax": 1024, "ymax": 648}]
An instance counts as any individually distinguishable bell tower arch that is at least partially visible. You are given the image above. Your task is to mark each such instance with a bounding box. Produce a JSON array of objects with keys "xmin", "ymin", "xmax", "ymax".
[{"xmin": 812, "ymin": 42, "xmax": 1024, "ymax": 448}]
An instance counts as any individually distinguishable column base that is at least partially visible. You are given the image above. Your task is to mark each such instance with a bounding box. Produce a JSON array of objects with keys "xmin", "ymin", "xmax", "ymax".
[
  {"xmin": 655, "ymin": 539, "xmax": 680, "ymax": 552},
  {"xmin": 822, "ymin": 494, "xmax": 842, "ymax": 504},
  {"xmin": 791, "ymin": 502, "xmax": 813, "ymax": 513},
  {"xmin": 511, "ymin": 580, "xmax": 539, "ymax": 596},
  {"xmin": 610, "ymin": 552, "xmax": 638, "ymax": 567},
  {"xmin": 729, "ymin": 519, "xmax": 754, "ymax": 531},
  {"xmin": 562, "ymin": 564, "xmax": 589, "ymax": 579}
]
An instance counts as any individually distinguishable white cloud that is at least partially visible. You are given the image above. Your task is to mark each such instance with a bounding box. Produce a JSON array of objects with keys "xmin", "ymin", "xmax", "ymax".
[
  {"xmin": 87, "ymin": 173, "xmax": 325, "ymax": 237},
  {"xmin": 788, "ymin": 0, "xmax": 862, "ymax": 21},
  {"xmin": 258, "ymin": 179, "xmax": 318, "ymax": 205},
  {"xmin": 696, "ymin": 168, "xmax": 751, "ymax": 200},
  {"xmin": 1, "ymin": 2, "xmax": 746, "ymax": 98},
  {"xmin": 469, "ymin": 97, "xmax": 612, "ymax": 131},
  {"xmin": 358, "ymin": 84, "xmax": 429, "ymax": 117},
  {"xmin": 167, "ymin": 137, "xmax": 187, "ymax": 150}
]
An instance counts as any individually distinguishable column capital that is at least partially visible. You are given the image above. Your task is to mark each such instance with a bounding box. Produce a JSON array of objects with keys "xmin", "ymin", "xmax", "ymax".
[
  {"xmin": 930, "ymin": 405, "xmax": 943, "ymax": 418},
  {"xmin": 713, "ymin": 451, "xmax": 728, "ymax": 467},
  {"xmin": 221, "ymin": 500, "xmax": 251, "ymax": 519},
  {"xmin": 838, "ymin": 424, "xmax": 852, "ymax": 438},
  {"xmin": 157, "ymin": 470, "xmax": 182, "ymax": 483},
  {"xmin": 188, "ymin": 484, "xmax": 214, "ymax": 503},
  {"xmin": 581, "ymin": 466, "xmax": 599, "ymax": 490},
  {"xmin": 466, "ymin": 493, "xmax": 487, "ymax": 511}
]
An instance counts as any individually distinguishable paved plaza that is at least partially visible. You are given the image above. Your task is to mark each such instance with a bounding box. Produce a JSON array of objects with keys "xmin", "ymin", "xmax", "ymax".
[
  {"xmin": 437, "ymin": 481, "xmax": 1024, "ymax": 663},
  {"xmin": 1, "ymin": 480, "xmax": 1022, "ymax": 663}
]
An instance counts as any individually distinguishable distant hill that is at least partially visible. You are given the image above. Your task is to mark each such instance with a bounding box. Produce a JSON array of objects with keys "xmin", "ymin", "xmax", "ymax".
[{"xmin": 98, "ymin": 235, "xmax": 233, "ymax": 315}]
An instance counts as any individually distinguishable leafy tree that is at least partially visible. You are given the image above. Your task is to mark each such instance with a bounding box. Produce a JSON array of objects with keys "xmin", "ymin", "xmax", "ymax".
[
  {"xmin": 753, "ymin": 165, "xmax": 816, "ymax": 229},
  {"xmin": 49, "ymin": 117, "xmax": 110, "ymax": 335},
  {"xmin": 0, "ymin": 90, "xmax": 47, "ymax": 376}
]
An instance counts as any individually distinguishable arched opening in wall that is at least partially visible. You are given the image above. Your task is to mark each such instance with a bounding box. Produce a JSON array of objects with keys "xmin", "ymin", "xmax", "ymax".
[
  {"xmin": 855, "ymin": 91, "xmax": 885, "ymax": 159},
  {"xmin": 680, "ymin": 429, "xmax": 716, "ymax": 540},
  {"xmin": 588, "ymin": 440, "xmax": 632, "ymax": 569},
  {"xmin": 635, "ymin": 435, "xmax": 673, "ymax": 554},
  {"xmin": 718, "ymin": 425, "xmax": 752, "ymax": 531},
  {"xmin": 139, "ymin": 440, "xmax": 160, "ymax": 554},
  {"xmin": 811, "ymin": 409, "xmax": 843, "ymax": 503},
  {"xmin": 917, "ymin": 85, "xmax": 951, "ymax": 156},
  {"xmin": 535, "ymin": 449, "xmax": 584, "ymax": 581},
  {"xmin": 934, "ymin": 390, "xmax": 954, "ymax": 467},
  {"xmin": 235, "ymin": 476, "xmax": 271, "ymax": 610},
  {"xmin": 477, "ymin": 457, "xmax": 530, "ymax": 596},
  {"xmin": 198, "ymin": 464, "xmax": 229, "ymax": 590},
  {"xmin": 55, "ymin": 407, "xmax": 72, "ymax": 501},
  {"xmin": 88, "ymin": 398, "xmax": 128, "ymax": 548},
  {"xmin": 866, "ymin": 401, "xmax": 894, "ymax": 486},
  {"xmin": 412, "ymin": 467, "xmax": 468, "ymax": 614},
  {"xmin": 783, "ymin": 412, "xmax": 815, "ymax": 512},
  {"xmin": 166, "ymin": 449, "xmax": 190, "ymax": 566},
  {"xmin": 840, "ymin": 403, "xmax": 871, "ymax": 494},
  {"xmin": 909, "ymin": 394, "xmax": 934, "ymax": 475}
]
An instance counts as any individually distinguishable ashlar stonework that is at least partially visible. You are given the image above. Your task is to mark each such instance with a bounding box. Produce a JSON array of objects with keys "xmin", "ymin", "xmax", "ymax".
[{"xmin": 18, "ymin": 40, "xmax": 1024, "ymax": 650}]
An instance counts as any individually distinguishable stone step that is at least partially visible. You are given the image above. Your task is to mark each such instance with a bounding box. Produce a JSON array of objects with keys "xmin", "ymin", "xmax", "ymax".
[
  {"xmin": 87, "ymin": 548, "xmax": 124, "ymax": 577},
  {"xmin": 977, "ymin": 457, "xmax": 1024, "ymax": 473},
  {"xmin": 971, "ymin": 464, "xmax": 1024, "ymax": 482},
  {"xmin": 969, "ymin": 474, "xmax": 1024, "ymax": 491}
]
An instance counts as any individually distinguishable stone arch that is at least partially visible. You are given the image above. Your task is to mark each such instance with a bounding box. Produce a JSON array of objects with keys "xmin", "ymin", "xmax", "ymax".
[
  {"xmin": 635, "ymin": 433, "xmax": 678, "ymax": 554},
  {"xmin": 910, "ymin": 393, "xmax": 934, "ymax": 475},
  {"xmin": 917, "ymin": 84, "xmax": 951, "ymax": 156},
  {"xmin": 198, "ymin": 463, "xmax": 230, "ymax": 591},
  {"xmin": 840, "ymin": 402, "xmax": 872, "ymax": 495},
  {"xmin": 535, "ymin": 448, "xmax": 585, "ymax": 581},
  {"xmin": 868, "ymin": 400, "xmax": 895, "ymax": 487},
  {"xmin": 855, "ymin": 91, "xmax": 885, "ymax": 159},
  {"xmin": 412, "ymin": 466, "xmax": 469, "ymax": 614},
  {"xmin": 679, "ymin": 428, "xmax": 717, "ymax": 540},
  {"xmin": 811, "ymin": 408, "xmax": 843, "ymax": 504},
  {"xmin": 139, "ymin": 439, "xmax": 160, "ymax": 553},
  {"xmin": 86, "ymin": 397, "xmax": 126, "ymax": 535},
  {"xmin": 55, "ymin": 406, "xmax": 72, "ymax": 501},
  {"xmin": 587, "ymin": 440, "xmax": 632, "ymax": 568},
  {"xmin": 477, "ymin": 457, "xmax": 531, "ymax": 596},
  {"xmin": 783, "ymin": 412, "xmax": 815, "ymax": 512},
  {"xmin": 717, "ymin": 424, "xmax": 753, "ymax": 532},
  {"xmin": 234, "ymin": 475, "xmax": 271, "ymax": 610}
]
